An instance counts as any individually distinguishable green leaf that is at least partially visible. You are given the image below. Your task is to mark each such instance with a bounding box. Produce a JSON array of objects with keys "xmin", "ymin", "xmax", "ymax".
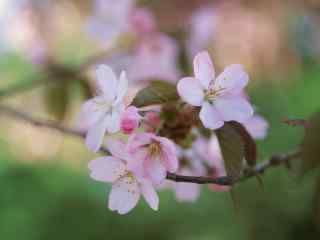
[
  {"xmin": 301, "ymin": 112, "xmax": 320, "ymax": 173},
  {"xmin": 216, "ymin": 122, "xmax": 245, "ymax": 178},
  {"xmin": 228, "ymin": 121, "xmax": 257, "ymax": 166},
  {"xmin": 132, "ymin": 81, "xmax": 179, "ymax": 107}
]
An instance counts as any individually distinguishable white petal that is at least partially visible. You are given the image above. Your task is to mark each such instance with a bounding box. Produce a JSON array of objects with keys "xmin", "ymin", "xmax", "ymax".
[
  {"xmin": 88, "ymin": 157, "xmax": 127, "ymax": 182},
  {"xmin": 85, "ymin": 114, "xmax": 109, "ymax": 152},
  {"xmin": 145, "ymin": 157, "xmax": 167, "ymax": 185},
  {"xmin": 108, "ymin": 176, "xmax": 140, "ymax": 215},
  {"xmin": 140, "ymin": 179, "xmax": 159, "ymax": 211},
  {"xmin": 106, "ymin": 109, "xmax": 122, "ymax": 133},
  {"xmin": 199, "ymin": 102, "xmax": 224, "ymax": 130},
  {"xmin": 177, "ymin": 77, "xmax": 204, "ymax": 106},
  {"xmin": 77, "ymin": 97, "xmax": 105, "ymax": 129},
  {"xmin": 215, "ymin": 96, "xmax": 254, "ymax": 123},
  {"xmin": 114, "ymin": 71, "xmax": 128, "ymax": 106},
  {"xmin": 105, "ymin": 138, "xmax": 129, "ymax": 161},
  {"xmin": 96, "ymin": 65, "xmax": 118, "ymax": 100},
  {"xmin": 193, "ymin": 51, "xmax": 215, "ymax": 89},
  {"xmin": 214, "ymin": 64, "xmax": 249, "ymax": 94}
]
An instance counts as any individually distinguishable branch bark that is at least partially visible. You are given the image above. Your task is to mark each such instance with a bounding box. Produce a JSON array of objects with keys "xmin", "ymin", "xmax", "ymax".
[{"xmin": 0, "ymin": 105, "xmax": 301, "ymax": 186}]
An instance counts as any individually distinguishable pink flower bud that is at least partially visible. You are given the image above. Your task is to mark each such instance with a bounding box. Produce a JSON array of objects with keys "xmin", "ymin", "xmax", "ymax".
[
  {"xmin": 120, "ymin": 106, "xmax": 141, "ymax": 134},
  {"xmin": 144, "ymin": 112, "xmax": 161, "ymax": 132}
]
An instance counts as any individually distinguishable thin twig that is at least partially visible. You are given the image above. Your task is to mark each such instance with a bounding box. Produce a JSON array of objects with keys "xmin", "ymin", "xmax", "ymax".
[{"xmin": 0, "ymin": 105, "xmax": 301, "ymax": 185}]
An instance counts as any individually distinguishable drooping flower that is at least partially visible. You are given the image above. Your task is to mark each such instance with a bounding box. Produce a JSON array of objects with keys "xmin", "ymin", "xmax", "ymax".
[
  {"xmin": 78, "ymin": 65, "xmax": 128, "ymax": 152},
  {"xmin": 88, "ymin": 139, "xmax": 159, "ymax": 215},
  {"xmin": 120, "ymin": 106, "xmax": 141, "ymax": 134},
  {"xmin": 86, "ymin": 0, "xmax": 134, "ymax": 44},
  {"xmin": 177, "ymin": 51, "xmax": 254, "ymax": 130},
  {"xmin": 127, "ymin": 133, "xmax": 179, "ymax": 185},
  {"xmin": 242, "ymin": 114, "xmax": 269, "ymax": 140}
]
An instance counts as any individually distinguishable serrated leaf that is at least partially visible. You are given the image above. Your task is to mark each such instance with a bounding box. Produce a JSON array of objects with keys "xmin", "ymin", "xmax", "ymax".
[
  {"xmin": 216, "ymin": 122, "xmax": 245, "ymax": 178},
  {"xmin": 229, "ymin": 121, "xmax": 257, "ymax": 166},
  {"xmin": 132, "ymin": 81, "xmax": 179, "ymax": 107},
  {"xmin": 301, "ymin": 112, "xmax": 320, "ymax": 173}
]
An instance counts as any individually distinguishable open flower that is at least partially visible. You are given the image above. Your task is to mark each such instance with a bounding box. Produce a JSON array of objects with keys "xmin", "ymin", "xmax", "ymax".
[
  {"xmin": 78, "ymin": 65, "xmax": 128, "ymax": 152},
  {"xmin": 88, "ymin": 139, "xmax": 159, "ymax": 215},
  {"xmin": 177, "ymin": 51, "xmax": 254, "ymax": 130},
  {"xmin": 127, "ymin": 133, "xmax": 179, "ymax": 185}
]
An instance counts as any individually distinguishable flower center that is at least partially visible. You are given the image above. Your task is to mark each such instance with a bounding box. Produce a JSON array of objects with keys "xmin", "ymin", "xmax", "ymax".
[
  {"xmin": 205, "ymin": 86, "xmax": 225, "ymax": 103},
  {"xmin": 148, "ymin": 141, "xmax": 162, "ymax": 157}
]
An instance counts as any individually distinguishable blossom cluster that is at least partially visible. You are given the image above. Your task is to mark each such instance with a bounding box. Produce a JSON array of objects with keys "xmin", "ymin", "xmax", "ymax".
[{"xmin": 78, "ymin": 0, "xmax": 269, "ymax": 215}]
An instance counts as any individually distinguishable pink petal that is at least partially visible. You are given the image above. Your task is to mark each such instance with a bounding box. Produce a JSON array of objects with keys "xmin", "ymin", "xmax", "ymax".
[
  {"xmin": 157, "ymin": 137, "xmax": 179, "ymax": 173},
  {"xmin": 88, "ymin": 157, "xmax": 127, "ymax": 182},
  {"xmin": 193, "ymin": 51, "xmax": 215, "ymax": 89},
  {"xmin": 174, "ymin": 168, "xmax": 200, "ymax": 202},
  {"xmin": 215, "ymin": 96, "xmax": 254, "ymax": 123},
  {"xmin": 77, "ymin": 97, "xmax": 105, "ymax": 130},
  {"xmin": 127, "ymin": 148, "xmax": 149, "ymax": 178},
  {"xmin": 214, "ymin": 64, "xmax": 249, "ymax": 95},
  {"xmin": 140, "ymin": 179, "xmax": 159, "ymax": 210},
  {"xmin": 199, "ymin": 102, "xmax": 224, "ymax": 130},
  {"xmin": 108, "ymin": 176, "xmax": 140, "ymax": 215},
  {"xmin": 96, "ymin": 65, "xmax": 118, "ymax": 100},
  {"xmin": 127, "ymin": 133, "xmax": 153, "ymax": 152},
  {"xmin": 243, "ymin": 115, "xmax": 268, "ymax": 140},
  {"xmin": 177, "ymin": 77, "xmax": 204, "ymax": 106},
  {"xmin": 85, "ymin": 115, "xmax": 110, "ymax": 152},
  {"xmin": 106, "ymin": 138, "xmax": 129, "ymax": 161},
  {"xmin": 145, "ymin": 157, "xmax": 167, "ymax": 185}
]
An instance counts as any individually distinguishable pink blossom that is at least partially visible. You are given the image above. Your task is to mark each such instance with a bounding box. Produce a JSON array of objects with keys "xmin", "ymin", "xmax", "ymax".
[
  {"xmin": 88, "ymin": 139, "xmax": 158, "ymax": 214},
  {"xmin": 130, "ymin": 7, "xmax": 156, "ymax": 36},
  {"xmin": 120, "ymin": 106, "xmax": 141, "ymax": 134},
  {"xmin": 172, "ymin": 168, "xmax": 201, "ymax": 202},
  {"xmin": 78, "ymin": 65, "xmax": 128, "ymax": 152},
  {"xmin": 177, "ymin": 51, "xmax": 254, "ymax": 130},
  {"xmin": 127, "ymin": 133, "xmax": 179, "ymax": 185},
  {"xmin": 128, "ymin": 34, "xmax": 180, "ymax": 84},
  {"xmin": 243, "ymin": 114, "xmax": 269, "ymax": 140},
  {"xmin": 86, "ymin": 0, "xmax": 134, "ymax": 43},
  {"xmin": 144, "ymin": 112, "xmax": 161, "ymax": 132}
]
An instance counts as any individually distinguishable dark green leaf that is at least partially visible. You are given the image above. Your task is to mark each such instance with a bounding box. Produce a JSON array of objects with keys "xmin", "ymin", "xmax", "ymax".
[
  {"xmin": 216, "ymin": 122, "xmax": 245, "ymax": 178},
  {"xmin": 229, "ymin": 121, "xmax": 257, "ymax": 166},
  {"xmin": 132, "ymin": 81, "xmax": 179, "ymax": 107}
]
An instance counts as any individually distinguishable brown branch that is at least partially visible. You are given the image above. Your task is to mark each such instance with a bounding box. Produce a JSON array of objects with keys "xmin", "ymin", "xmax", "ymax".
[{"xmin": 0, "ymin": 105, "xmax": 301, "ymax": 186}]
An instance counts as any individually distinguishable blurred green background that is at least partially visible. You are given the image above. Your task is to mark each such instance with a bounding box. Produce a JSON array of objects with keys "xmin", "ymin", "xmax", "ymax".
[{"xmin": 1, "ymin": 0, "xmax": 320, "ymax": 239}]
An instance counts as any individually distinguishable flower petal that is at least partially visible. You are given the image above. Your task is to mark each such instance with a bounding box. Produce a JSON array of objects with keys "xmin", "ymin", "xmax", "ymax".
[
  {"xmin": 140, "ymin": 179, "xmax": 159, "ymax": 210},
  {"xmin": 174, "ymin": 168, "xmax": 201, "ymax": 202},
  {"xmin": 106, "ymin": 138, "xmax": 129, "ymax": 161},
  {"xmin": 114, "ymin": 71, "xmax": 128, "ymax": 106},
  {"xmin": 77, "ymin": 97, "xmax": 105, "ymax": 129},
  {"xmin": 158, "ymin": 137, "xmax": 179, "ymax": 172},
  {"xmin": 85, "ymin": 115, "xmax": 110, "ymax": 152},
  {"xmin": 193, "ymin": 51, "xmax": 215, "ymax": 89},
  {"xmin": 243, "ymin": 115, "xmax": 268, "ymax": 140},
  {"xmin": 199, "ymin": 102, "xmax": 224, "ymax": 130},
  {"xmin": 215, "ymin": 96, "xmax": 254, "ymax": 123},
  {"xmin": 88, "ymin": 157, "xmax": 127, "ymax": 182},
  {"xmin": 106, "ymin": 108, "xmax": 122, "ymax": 133},
  {"xmin": 96, "ymin": 65, "xmax": 118, "ymax": 100},
  {"xmin": 145, "ymin": 157, "xmax": 167, "ymax": 185},
  {"xmin": 108, "ymin": 176, "xmax": 140, "ymax": 215},
  {"xmin": 177, "ymin": 77, "xmax": 204, "ymax": 106},
  {"xmin": 214, "ymin": 64, "xmax": 249, "ymax": 94}
]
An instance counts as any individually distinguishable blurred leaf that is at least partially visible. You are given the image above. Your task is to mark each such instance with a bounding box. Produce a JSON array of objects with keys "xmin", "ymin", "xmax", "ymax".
[
  {"xmin": 301, "ymin": 112, "xmax": 320, "ymax": 173},
  {"xmin": 44, "ymin": 82, "xmax": 70, "ymax": 121},
  {"xmin": 229, "ymin": 121, "xmax": 257, "ymax": 167},
  {"xmin": 216, "ymin": 122, "xmax": 245, "ymax": 178},
  {"xmin": 132, "ymin": 81, "xmax": 179, "ymax": 107}
]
